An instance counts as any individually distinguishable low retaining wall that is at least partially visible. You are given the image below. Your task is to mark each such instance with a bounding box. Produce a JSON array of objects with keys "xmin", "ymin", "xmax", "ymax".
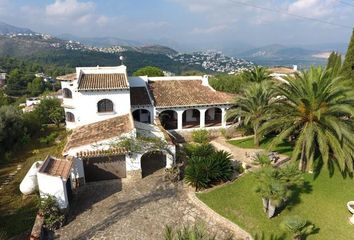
[
  {"xmin": 187, "ymin": 190, "xmax": 253, "ymax": 240},
  {"xmin": 29, "ymin": 213, "xmax": 44, "ymax": 240}
]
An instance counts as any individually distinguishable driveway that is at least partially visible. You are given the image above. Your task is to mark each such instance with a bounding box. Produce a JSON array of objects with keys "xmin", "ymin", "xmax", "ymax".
[{"xmin": 55, "ymin": 171, "xmax": 234, "ymax": 240}]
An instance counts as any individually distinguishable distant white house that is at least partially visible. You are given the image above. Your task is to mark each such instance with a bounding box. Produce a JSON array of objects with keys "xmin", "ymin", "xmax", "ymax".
[
  {"xmin": 268, "ymin": 65, "xmax": 298, "ymax": 83},
  {"xmin": 0, "ymin": 72, "xmax": 6, "ymax": 88}
]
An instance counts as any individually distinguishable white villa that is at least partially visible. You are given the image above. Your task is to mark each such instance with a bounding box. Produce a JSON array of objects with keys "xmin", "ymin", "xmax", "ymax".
[{"xmin": 29, "ymin": 64, "xmax": 234, "ymax": 209}]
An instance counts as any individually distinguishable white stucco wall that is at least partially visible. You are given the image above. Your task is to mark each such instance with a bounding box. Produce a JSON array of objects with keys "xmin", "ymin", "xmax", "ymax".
[
  {"xmin": 75, "ymin": 90, "xmax": 131, "ymax": 126},
  {"xmin": 61, "ymin": 66, "xmax": 132, "ymax": 128},
  {"xmin": 37, "ymin": 172, "xmax": 69, "ymax": 209}
]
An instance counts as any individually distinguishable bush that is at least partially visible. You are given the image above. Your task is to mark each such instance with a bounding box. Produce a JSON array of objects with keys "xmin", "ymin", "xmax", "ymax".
[
  {"xmin": 192, "ymin": 129, "xmax": 210, "ymax": 144},
  {"xmin": 39, "ymin": 132, "xmax": 59, "ymax": 145},
  {"xmin": 164, "ymin": 223, "xmax": 221, "ymax": 240},
  {"xmin": 253, "ymin": 153, "xmax": 271, "ymax": 166},
  {"xmin": 184, "ymin": 143, "xmax": 215, "ymax": 158},
  {"xmin": 38, "ymin": 196, "xmax": 65, "ymax": 231},
  {"xmin": 185, "ymin": 150, "xmax": 233, "ymax": 190},
  {"xmin": 0, "ymin": 105, "xmax": 26, "ymax": 157}
]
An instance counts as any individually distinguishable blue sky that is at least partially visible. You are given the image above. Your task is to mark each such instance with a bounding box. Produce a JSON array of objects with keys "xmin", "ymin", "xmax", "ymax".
[{"xmin": 0, "ymin": 0, "xmax": 353, "ymax": 50}]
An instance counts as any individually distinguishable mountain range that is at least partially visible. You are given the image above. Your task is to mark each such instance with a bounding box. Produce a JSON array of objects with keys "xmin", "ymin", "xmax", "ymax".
[{"xmin": 0, "ymin": 21, "xmax": 349, "ymax": 68}]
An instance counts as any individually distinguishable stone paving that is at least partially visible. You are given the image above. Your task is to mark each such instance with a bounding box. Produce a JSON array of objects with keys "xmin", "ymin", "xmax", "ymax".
[{"xmin": 55, "ymin": 171, "xmax": 239, "ymax": 240}]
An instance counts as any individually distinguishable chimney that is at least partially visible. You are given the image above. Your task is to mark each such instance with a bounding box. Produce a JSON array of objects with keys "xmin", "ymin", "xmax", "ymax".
[{"xmin": 202, "ymin": 75, "xmax": 209, "ymax": 86}]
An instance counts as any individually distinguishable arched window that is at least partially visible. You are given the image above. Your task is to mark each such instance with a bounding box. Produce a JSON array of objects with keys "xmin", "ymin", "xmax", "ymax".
[
  {"xmin": 63, "ymin": 88, "xmax": 72, "ymax": 98},
  {"xmin": 66, "ymin": 112, "xmax": 75, "ymax": 122},
  {"xmin": 97, "ymin": 99, "xmax": 114, "ymax": 113}
]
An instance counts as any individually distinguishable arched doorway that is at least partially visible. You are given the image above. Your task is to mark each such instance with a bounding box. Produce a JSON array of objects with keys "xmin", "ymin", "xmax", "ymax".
[
  {"xmin": 132, "ymin": 109, "xmax": 151, "ymax": 124},
  {"xmin": 140, "ymin": 151, "xmax": 166, "ymax": 178},
  {"xmin": 183, "ymin": 109, "xmax": 200, "ymax": 128},
  {"xmin": 159, "ymin": 110, "xmax": 177, "ymax": 130},
  {"xmin": 205, "ymin": 107, "xmax": 222, "ymax": 127}
]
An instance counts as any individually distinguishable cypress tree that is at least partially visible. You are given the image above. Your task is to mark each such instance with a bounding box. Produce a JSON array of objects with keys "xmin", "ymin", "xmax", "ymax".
[
  {"xmin": 341, "ymin": 29, "xmax": 354, "ymax": 82},
  {"xmin": 326, "ymin": 52, "xmax": 342, "ymax": 77}
]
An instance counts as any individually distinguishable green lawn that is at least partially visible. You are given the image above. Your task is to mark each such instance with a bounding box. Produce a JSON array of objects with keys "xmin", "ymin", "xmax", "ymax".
[
  {"xmin": 228, "ymin": 136, "xmax": 293, "ymax": 156},
  {"xmin": 198, "ymin": 168, "xmax": 354, "ymax": 239},
  {"xmin": 0, "ymin": 126, "xmax": 67, "ymax": 239}
]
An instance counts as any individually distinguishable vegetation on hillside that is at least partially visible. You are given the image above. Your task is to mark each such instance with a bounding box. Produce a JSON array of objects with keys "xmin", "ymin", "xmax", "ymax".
[{"xmin": 133, "ymin": 66, "xmax": 164, "ymax": 77}]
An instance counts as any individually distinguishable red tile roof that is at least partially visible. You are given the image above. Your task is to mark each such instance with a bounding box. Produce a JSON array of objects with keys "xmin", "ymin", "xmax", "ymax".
[
  {"xmin": 130, "ymin": 87, "xmax": 152, "ymax": 106},
  {"xmin": 39, "ymin": 156, "xmax": 72, "ymax": 179},
  {"xmin": 148, "ymin": 80, "xmax": 234, "ymax": 107},
  {"xmin": 78, "ymin": 73, "xmax": 129, "ymax": 91},
  {"xmin": 63, "ymin": 114, "xmax": 134, "ymax": 153}
]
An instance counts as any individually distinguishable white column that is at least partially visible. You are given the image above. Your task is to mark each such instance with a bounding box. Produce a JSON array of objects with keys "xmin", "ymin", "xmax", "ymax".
[
  {"xmin": 177, "ymin": 110, "xmax": 184, "ymax": 130},
  {"xmin": 199, "ymin": 108, "xmax": 206, "ymax": 128},
  {"xmin": 221, "ymin": 107, "xmax": 227, "ymax": 127}
]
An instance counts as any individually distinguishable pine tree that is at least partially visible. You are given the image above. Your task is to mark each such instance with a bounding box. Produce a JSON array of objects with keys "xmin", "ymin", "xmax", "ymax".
[{"xmin": 341, "ymin": 29, "xmax": 354, "ymax": 82}]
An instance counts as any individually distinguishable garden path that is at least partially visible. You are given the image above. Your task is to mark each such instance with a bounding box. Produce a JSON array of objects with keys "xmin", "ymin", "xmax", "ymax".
[{"xmin": 55, "ymin": 171, "xmax": 246, "ymax": 240}]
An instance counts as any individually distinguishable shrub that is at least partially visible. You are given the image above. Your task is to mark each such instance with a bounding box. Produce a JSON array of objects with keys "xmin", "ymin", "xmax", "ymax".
[
  {"xmin": 192, "ymin": 129, "xmax": 210, "ymax": 144},
  {"xmin": 38, "ymin": 196, "xmax": 65, "ymax": 231},
  {"xmin": 280, "ymin": 215, "xmax": 315, "ymax": 240},
  {"xmin": 185, "ymin": 150, "xmax": 233, "ymax": 190},
  {"xmin": 184, "ymin": 143, "xmax": 215, "ymax": 158},
  {"xmin": 39, "ymin": 132, "xmax": 59, "ymax": 145},
  {"xmin": 164, "ymin": 224, "xmax": 218, "ymax": 240},
  {"xmin": 253, "ymin": 153, "xmax": 271, "ymax": 166},
  {"xmin": 234, "ymin": 161, "xmax": 245, "ymax": 174}
]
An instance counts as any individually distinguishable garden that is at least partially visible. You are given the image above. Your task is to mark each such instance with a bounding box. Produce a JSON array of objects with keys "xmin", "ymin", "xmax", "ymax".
[{"xmin": 182, "ymin": 51, "xmax": 354, "ymax": 239}]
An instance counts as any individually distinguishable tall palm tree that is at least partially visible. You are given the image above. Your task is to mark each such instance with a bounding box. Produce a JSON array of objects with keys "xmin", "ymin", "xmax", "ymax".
[
  {"xmin": 243, "ymin": 66, "xmax": 272, "ymax": 83},
  {"xmin": 227, "ymin": 82, "xmax": 274, "ymax": 146},
  {"xmin": 260, "ymin": 67, "xmax": 354, "ymax": 172}
]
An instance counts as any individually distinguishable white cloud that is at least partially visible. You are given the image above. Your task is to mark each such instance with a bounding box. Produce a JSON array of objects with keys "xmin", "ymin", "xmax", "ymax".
[
  {"xmin": 288, "ymin": 0, "xmax": 337, "ymax": 17},
  {"xmin": 45, "ymin": 0, "xmax": 95, "ymax": 18},
  {"xmin": 192, "ymin": 25, "xmax": 229, "ymax": 34}
]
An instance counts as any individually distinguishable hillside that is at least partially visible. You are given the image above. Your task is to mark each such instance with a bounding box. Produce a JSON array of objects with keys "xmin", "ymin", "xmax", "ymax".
[
  {"xmin": 0, "ymin": 21, "xmax": 35, "ymax": 35},
  {"xmin": 237, "ymin": 44, "xmax": 329, "ymax": 67}
]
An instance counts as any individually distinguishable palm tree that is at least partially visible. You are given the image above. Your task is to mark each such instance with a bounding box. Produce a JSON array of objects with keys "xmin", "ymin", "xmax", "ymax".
[
  {"xmin": 261, "ymin": 67, "xmax": 354, "ymax": 172},
  {"xmin": 243, "ymin": 66, "xmax": 272, "ymax": 83},
  {"xmin": 255, "ymin": 165, "xmax": 303, "ymax": 218},
  {"xmin": 255, "ymin": 167, "xmax": 290, "ymax": 218},
  {"xmin": 227, "ymin": 83, "xmax": 275, "ymax": 146},
  {"xmin": 280, "ymin": 216, "xmax": 315, "ymax": 240}
]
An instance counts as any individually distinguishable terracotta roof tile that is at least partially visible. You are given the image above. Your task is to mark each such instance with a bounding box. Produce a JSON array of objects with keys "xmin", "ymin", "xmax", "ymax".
[
  {"xmin": 39, "ymin": 156, "xmax": 72, "ymax": 179},
  {"xmin": 57, "ymin": 73, "xmax": 77, "ymax": 81},
  {"xmin": 78, "ymin": 73, "xmax": 129, "ymax": 91},
  {"xmin": 148, "ymin": 80, "xmax": 234, "ymax": 108},
  {"xmin": 130, "ymin": 87, "xmax": 151, "ymax": 106},
  {"xmin": 63, "ymin": 114, "xmax": 134, "ymax": 153},
  {"xmin": 76, "ymin": 148, "xmax": 128, "ymax": 157}
]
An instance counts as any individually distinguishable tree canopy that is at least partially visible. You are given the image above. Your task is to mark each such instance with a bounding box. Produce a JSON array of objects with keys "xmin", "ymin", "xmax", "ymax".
[
  {"xmin": 133, "ymin": 66, "xmax": 164, "ymax": 77},
  {"xmin": 341, "ymin": 29, "xmax": 354, "ymax": 83}
]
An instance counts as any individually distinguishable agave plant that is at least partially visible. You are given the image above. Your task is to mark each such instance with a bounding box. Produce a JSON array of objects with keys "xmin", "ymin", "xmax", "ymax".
[
  {"xmin": 164, "ymin": 224, "xmax": 234, "ymax": 240},
  {"xmin": 280, "ymin": 215, "xmax": 315, "ymax": 240}
]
